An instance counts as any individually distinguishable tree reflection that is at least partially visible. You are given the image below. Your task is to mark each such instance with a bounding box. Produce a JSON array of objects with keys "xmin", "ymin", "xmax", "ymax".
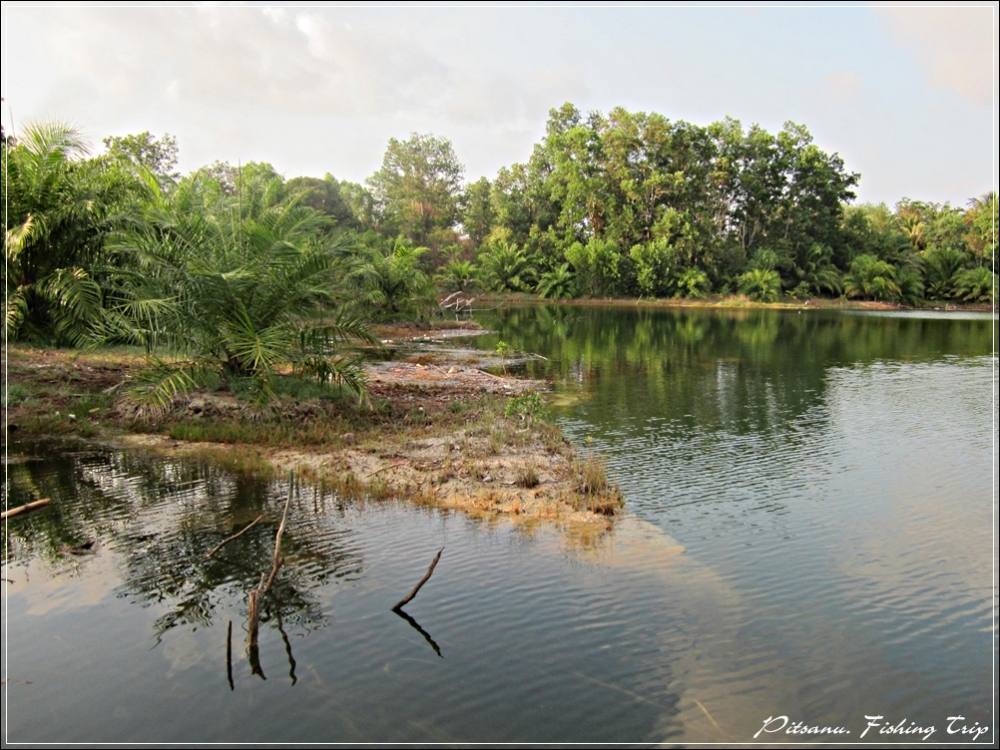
[
  {"xmin": 475, "ymin": 305, "xmax": 994, "ymax": 439},
  {"xmin": 4, "ymin": 445, "xmax": 364, "ymax": 647}
]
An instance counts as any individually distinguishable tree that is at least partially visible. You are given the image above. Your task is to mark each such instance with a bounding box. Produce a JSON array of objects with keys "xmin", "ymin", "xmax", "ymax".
[
  {"xmin": 4, "ymin": 122, "xmax": 145, "ymax": 343},
  {"xmin": 367, "ymin": 133, "xmax": 464, "ymax": 246},
  {"xmin": 286, "ymin": 175, "xmax": 361, "ymax": 231},
  {"xmin": 102, "ymin": 180, "xmax": 373, "ymax": 407},
  {"xmin": 103, "ymin": 131, "xmax": 179, "ymax": 184},
  {"xmin": 477, "ymin": 240, "xmax": 538, "ymax": 293},
  {"xmin": 843, "ymin": 254, "xmax": 900, "ymax": 301},
  {"xmin": 348, "ymin": 237, "xmax": 436, "ymax": 320},
  {"xmin": 737, "ymin": 268, "xmax": 781, "ymax": 302},
  {"xmin": 461, "ymin": 177, "xmax": 495, "ymax": 248},
  {"xmin": 536, "ymin": 264, "xmax": 576, "ymax": 299}
]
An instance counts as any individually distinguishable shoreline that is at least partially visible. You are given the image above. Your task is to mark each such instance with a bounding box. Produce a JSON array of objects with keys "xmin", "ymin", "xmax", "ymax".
[
  {"xmin": 477, "ymin": 293, "xmax": 994, "ymax": 314},
  {"xmin": 6, "ymin": 343, "xmax": 623, "ymax": 532}
]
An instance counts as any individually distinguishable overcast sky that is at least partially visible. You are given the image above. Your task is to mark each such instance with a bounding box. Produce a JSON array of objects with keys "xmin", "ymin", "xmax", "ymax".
[{"xmin": 1, "ymin": 2, "xmax": 996, "ymax": 205}]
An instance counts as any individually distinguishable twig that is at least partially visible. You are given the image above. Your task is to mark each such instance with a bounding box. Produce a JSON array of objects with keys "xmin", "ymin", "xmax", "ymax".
[
  {"xmin": 204, "ymin": 515, "xmax": 264, "ymax": 559},
  {"xmin": 2, "ymin": 498, "xmax": 51, "ymax": 520},
  {"xmin": 365, "ymin": 460, "xmax": 409, "ymax": 479},
  {"xmin": 392, "ymin": 547, "xmax": 443, "ymax": 611}
]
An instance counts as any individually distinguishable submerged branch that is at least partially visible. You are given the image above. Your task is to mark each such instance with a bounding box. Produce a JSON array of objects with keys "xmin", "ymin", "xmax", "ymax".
[
  {"xmin": 245, "ymin": 481, "xmax": 293, "ymax": 676},
  {"xmin": 204, "ymin": 514, "xmax": 264, "ymax": 560}
]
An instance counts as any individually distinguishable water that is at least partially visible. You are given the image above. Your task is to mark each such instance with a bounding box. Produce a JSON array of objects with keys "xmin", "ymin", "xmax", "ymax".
[{"xmin": 3, "ymin": 305, "xmax": 996, "ymax": 743}]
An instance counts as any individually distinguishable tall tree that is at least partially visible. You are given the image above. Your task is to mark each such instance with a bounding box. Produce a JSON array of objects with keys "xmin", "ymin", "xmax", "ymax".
[
  {"xmin": 103, "ymin": 131, "xmax": 180, "ymax": 184},
  {"xmin": 367, "ymin": 133, "xmax": 464, "ymax": 246}
]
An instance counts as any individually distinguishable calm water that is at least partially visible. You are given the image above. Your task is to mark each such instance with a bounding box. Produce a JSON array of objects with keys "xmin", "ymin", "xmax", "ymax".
[{"xmin": 3, "ymin": 305, "xmax": 996, "ymax": 744}]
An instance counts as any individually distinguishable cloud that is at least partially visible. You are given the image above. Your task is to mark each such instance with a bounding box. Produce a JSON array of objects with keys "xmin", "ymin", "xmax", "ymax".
[
  {"xmin": 822, "ymin": 70, "xmax": 863, "ymax": 100},
  {"xmin": 876, "ymin": 5, "xmax": 995, "ymax": 106},
  {"xmin": 0, "ymin": 4, "xmax": 993, "ymax": 203}
]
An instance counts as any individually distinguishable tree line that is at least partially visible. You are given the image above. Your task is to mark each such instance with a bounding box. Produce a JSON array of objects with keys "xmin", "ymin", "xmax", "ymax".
[{"xmin": 3, "ymin": 105, "xmax": 995, "ymax": 403}]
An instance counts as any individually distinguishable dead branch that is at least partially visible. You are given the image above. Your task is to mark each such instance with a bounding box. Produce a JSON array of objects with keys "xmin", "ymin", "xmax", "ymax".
[
  {"xmin": 245, "ymin": 489, "xmax": 292, "ymax": 670},
  {"xmin": 392, "ymin": 547, "xmax": 443, "ymax": 612},
  {"xmin": 2, "ymin": 498, "xmax": 51, "ymax": 520},
  {"xmin": 365, "ymin": 460, "xmax": 410, "ymax": 479},
  {"xmin": 204, "ymin": 515, "xmax": 264, "ymax": 560}
]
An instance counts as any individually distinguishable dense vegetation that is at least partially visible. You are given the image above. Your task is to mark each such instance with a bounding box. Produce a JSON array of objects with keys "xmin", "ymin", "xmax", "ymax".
[{"xmin": 3, "ymin": 104, "xmax": 996, "ymax": 400}]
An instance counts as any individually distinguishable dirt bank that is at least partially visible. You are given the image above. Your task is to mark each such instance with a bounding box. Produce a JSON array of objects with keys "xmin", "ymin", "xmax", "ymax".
[{"xmin": 8, "ymin": 344, "xmax": 623, "ymax": 531}]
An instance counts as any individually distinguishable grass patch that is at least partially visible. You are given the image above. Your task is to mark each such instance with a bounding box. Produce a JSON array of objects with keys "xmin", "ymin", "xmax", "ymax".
[{"xmin": 515, "ymin": 463, "xmax": 540, "ymax": 489}]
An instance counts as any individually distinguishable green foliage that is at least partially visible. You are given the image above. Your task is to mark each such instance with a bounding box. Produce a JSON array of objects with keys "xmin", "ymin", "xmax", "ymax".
[
  {"xmin": 797, "ymin": 243, "xmax": 843, "ymax": 296},
  {"xmin": 676, "ymin": 268, "xmax": 711, "ymax": 298},
  {"xmin": 504, "ymin": 392, "xmax": 547, "ymax": 421},
  {"xmin": 102, "ymin": 181, "xmax": 376, "ymax": 408},
  {"xmin": 953, "ymin": 266, "xmax": 996, "ymax": 303},
  {"xmin": 367, "ymin": 133, "xmax": 463, "ymax": 247},
  {"xmin": 478, "ymin": 240, "xmax": 538, "ymax": 292},
  {"xmin": 737, "ymin": 268, "xmax": 781, "ymax": 302},
  {"xmin": 565, "ymin": 237, "xmax": 621, "ymax": 297},
  {"xmin": 285, "ymin": 175, "xmax": 363, "ymax": 231},
  {"xmin": 920, "ymin": 246, "xmax": 965, "ymax": 300},
  {"xmin": 349, "ymin": 237, "xmax": 436, "ymax": 320},
  {"xmin": 4, "ymin": 122, "xmax": 148, "ymax": 344},
  {"xmin": 629, "ymin": 239, "xmax": 677, "ymax": 297},
  {"xmin": 536, "ymin": 263, "xmax": 576, "ymax": 299},
  {"xmin": 844, "ymin": 254, "xmax": 901, "ymax": 301},
  {"xmin": 461, "ymin": 177, "xmax": 494, "ymax": 248},
  {"xmin": 435, "ymin": 259, "xmax": 478, "ymax": 292},
  {"xmin": 103, "ymin": 131, "xmax": 179, "ymax": 183}
]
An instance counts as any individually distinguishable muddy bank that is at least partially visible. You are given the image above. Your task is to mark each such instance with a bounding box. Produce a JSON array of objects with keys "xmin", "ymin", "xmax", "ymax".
[
  {"xmin": 372, "ymin": 319, "xmax": 487, "ymax": 344},
  {"xmin": 367, "ymin": 361, "xmax": 543, "ymax": 394},
  {"xmin": 8, "ymin": 344, "xmax": 623, "ymax": 530}
]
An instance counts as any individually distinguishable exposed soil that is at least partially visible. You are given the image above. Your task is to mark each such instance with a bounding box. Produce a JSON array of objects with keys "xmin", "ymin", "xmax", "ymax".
[
  {"xmin": 366, "ymin": 361, "xmax": 543, "ymax": 394},
  {"xmin": 8, "ymin": 344, "xmax": 623, "ymax": 531}
]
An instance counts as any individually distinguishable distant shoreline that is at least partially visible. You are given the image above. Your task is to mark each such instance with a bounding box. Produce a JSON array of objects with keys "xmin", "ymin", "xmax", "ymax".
[{"xmin": 477, "ymin": 293, "xmax": 995, "ymax": 314}]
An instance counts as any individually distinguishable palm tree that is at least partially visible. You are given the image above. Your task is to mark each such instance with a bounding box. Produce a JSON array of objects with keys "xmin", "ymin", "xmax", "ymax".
[
  {"xmin": 737, "ymin": 268, "xmax": 781, "ymax": 302},
  {"xmin": 102, "ymin": 182, "xmax": 375, "ymax": 409},
  {"xmin": 4, "ymin": 122, "xmax": 140, "ymax": 343},
  {"xmin": 477, "ymin": 241, "xmax": 538, "ymax": 292},
  {"xmin": 843, "ymin": 254, "xmax": 901, "ymax": 301},
  {"xmin": 536, "ymin": 263, "xmax": 576, "ymax": 299},
  {"xmin": 348, "ymin": 237, "xmax": 436, "ymax": 320},
  {"xmin": 920, "ymin": 246, "xmax": 965, "ymax": 300},
  {"xmin": 435, "ymin": 259, "xmax": 478, "ymax": 292}
]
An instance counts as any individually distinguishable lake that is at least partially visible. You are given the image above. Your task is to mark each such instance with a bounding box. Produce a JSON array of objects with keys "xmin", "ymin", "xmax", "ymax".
[{"xmin": 3, "ymin": 305, "xmax": 996, "ymax": 743}]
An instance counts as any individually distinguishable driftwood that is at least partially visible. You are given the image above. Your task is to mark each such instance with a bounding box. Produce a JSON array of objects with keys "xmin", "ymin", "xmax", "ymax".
[
  {"xmin": 2, "ymin": 498, "xmax": 51, "ymax": 520},
  {"xmin": 365, "ymin": 460, "xmax": 410, "ymax": 479},
  {"xmin": 392, "ymin": 547, "xmax": 443, "ymax": 611},
  {"xmin": 204, "ymin": 515, "xmax": 264, "ymax": 559},
  {"xmin": 246, "ymin": 489, "xmax": 292, "ymax": 676}
]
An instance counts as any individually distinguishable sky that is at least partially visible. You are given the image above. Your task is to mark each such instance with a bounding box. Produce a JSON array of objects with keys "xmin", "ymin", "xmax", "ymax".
[{"xmin": 1, "ymin": 2, "xmax": 997, "ymax": 206}]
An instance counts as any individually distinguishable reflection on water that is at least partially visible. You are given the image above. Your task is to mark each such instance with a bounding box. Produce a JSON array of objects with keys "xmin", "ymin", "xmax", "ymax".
[{"xmin": 3, "ymin": 305, "xmax": 996, "ymax": 743}]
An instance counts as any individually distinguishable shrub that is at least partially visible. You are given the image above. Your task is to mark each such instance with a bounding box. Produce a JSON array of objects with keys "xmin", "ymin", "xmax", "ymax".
[
  {"xmin": 536, "ymin": 263, "xmax": 576, "ymax": 299},
  {"xmin": 565, "ymin": 238, "xmax": 621, "ymax": 297},
  {"xmin": 953, "ymin": 266, "xmax": 996, "ymax": 303},
  {"xmin": 504, "ymin": 392, "xmax": 547, "ymax": 421},
  {"xmin": 737, "ymin": 268, "xmax": 781, "ymax": 302},
  {"xmin": 843, "ymin": 254, "xmax": 901, "ymax": 301}
]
